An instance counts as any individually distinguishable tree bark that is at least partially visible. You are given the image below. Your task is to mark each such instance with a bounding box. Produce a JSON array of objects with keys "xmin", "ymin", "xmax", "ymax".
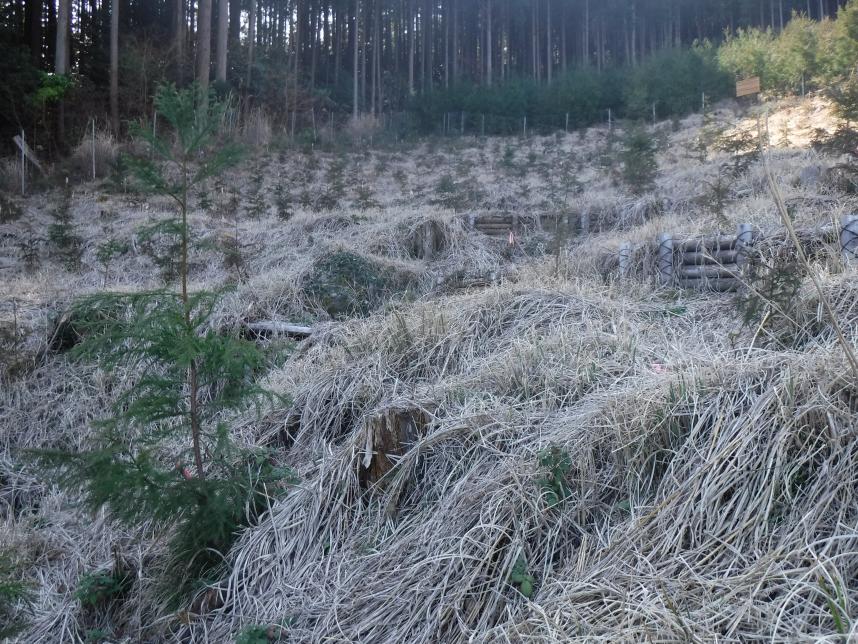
[
  {"xmin": 26, "ymin": 0, "xmax": 42, "ymax": 66},
  {"xmin": 196, "ymin": 0, "xmax": 213, "ymax": 95},
  {"xmin": 247, "ymin": 0, "xmax": 257, "ymax": 88},
  {"xmin": 408, "ymin": 0, "xmax": 415, "ymax": 94},
  {"xmin": 55, "ymin": 0, "xmax": 70, "ymax": 74},
  {"xmin": 452, "ymin": 0, "xmax": 458, "ymax": 84},
  {"xmin": 174, "ymin": 0, "xmax": 185, "ymax": 81},
  {"xmin": 216, "ymin": 0, "xmax": 229, "ymax": 82},
  {"xmin": 545, "ymin": 0, "xmax": 551, "ymax": 83},
  {"xmin": 110, "ymin": 0, "xmax": 119, "ymax": 134},
  {"xmin": 353, "ymin": 0, "xmax": 360, "ymax": 118},
  {"xmin": 486, "ymin": 0, "xmax": 492, "ymax": 86}
]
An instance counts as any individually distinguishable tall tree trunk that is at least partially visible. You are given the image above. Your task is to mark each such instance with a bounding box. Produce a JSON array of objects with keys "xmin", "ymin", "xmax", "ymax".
[
  {"xmin": 174, "ymin": 0, "xmax": 184, "ymax": 81},
  {"xmin": 422, "ymin": 0, "xmax": 430, "ymax": 92},
  {"xmin": 229, "ymin": 0, "xmax": 241, "ymax": 47},
  {"xmin": 545, "ymin": 0, "xmax": 551, "ymax": 83},
  {"xmin": 353, "ymin": 0, "xmax": 360, "ymax": 118},
  {"xmin": 55, "ymin": 0, "xmax": 70, "ymax": 145},
  {"xmin": 371, "ymin": 0, "xmax": 378, "ymax": 114},
  {"xmin": 334, "ymin": 4, "xmax": 341, "ymax": 85},
  {"xmin": 216, "ymin": 0, "xmax": 228, "ymax": 82},
  {"xmin": 531, "ymin": 0, "xmax": 538, "ymax": 79},
  {"xmin": 631, "ymin": 0, "xmax": 637, "ymax": 66},
  {"xmin": 486, "ymin": 0, "xmax": 492, "ymax": 86},
  {"xmin": 247, "ymin": 0, "xmax": 256, "ymax": 88},
  {"xmin": 444, "ymin": 0, "xmax": 449, "ymax": 89},
  {"xmin": 561, "ymin": 1, "xmax": 567, "ymax": 74},
  {"xmin": 110, "ymin": 0, "xmax": 119, "ymax": 134},
  {"xmin": 196, "ymin": 0, "xmax": 213, "ymax": 95},
  {"xmin": 55, "ymin": 0, "xmax": 70, "ymax": 74},
  {"xmin": 452, "ymin": 0, "xmax": 458, "ymax": 84},
  {"xmin": 408, "ymin": 0, "xmax": 415, "ymax": 94},
  {"xmin": 583, "ymin": 0, "xmax": 589, "ymax": 66},
  {"xmin": 26, "ymin": 0, "xmax": 42, "ymax": 66}
]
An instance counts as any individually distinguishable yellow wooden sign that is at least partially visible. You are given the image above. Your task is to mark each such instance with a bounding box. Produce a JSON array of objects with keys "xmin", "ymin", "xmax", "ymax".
[{"xmin": 736, "ymin": 77, "xmax": 761, "ymax": 98}]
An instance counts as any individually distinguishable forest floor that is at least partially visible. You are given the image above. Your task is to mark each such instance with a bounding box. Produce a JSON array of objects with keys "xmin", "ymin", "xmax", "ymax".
[{"xmin": 2, "ymin": 93, "xmax": 858, "ymax": 642}]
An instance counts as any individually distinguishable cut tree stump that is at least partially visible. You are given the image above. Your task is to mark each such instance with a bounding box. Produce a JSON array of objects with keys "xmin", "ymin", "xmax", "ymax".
[{"xmin": 358, "ymin": 406, "xmax": 434, "ymax": 489}]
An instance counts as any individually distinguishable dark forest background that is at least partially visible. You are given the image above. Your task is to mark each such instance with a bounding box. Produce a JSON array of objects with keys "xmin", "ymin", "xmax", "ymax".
[{"xmin": 2, "ymin": 0, "xmax": 858, "ymax": 157}]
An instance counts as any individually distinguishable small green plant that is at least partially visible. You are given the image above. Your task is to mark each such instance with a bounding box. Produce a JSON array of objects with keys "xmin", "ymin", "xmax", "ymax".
[
  {"xmin": 48, "ymin": 183, "xmax": 82, "ymax": 270},
  {"xmin": 236, "ymin": 625, "xmax": 271, "ymax": 644},
  {"xmin": 354, "ymin": 185, "xmax": 379, "ymax": 209},
  {"xmin": 619, "ymin": 126, "xmax": 657, "ymax": 194},
  {"xmin": 136, "ymin": 218, "xmax": 183, "ymax": 283},
  {"xmin": 0, "ymin": 549, "xmax": 32, "ymax": 639},
  {"xmin": 735, "ymin": 252, "xmax": 804, "ymax": 346},
  {"xmin": 245, "ymin": 160, "xmax": 267, "ymax": 218},
  {"xmin": 84, "ymin": 629, "xmax": 111, "ymax": 643},
  {"xmin": 273, "ymin": 182, "xmax": 293, "ymax": 220},
  {"xmin": 235, "ymin": 619, "xmax": 292, "ymax": 643},
  {"xmin": 536, "ymin": 447, "xmax": 571, "ymax": 506},
  {"xmin": 95, "ymin": 238, "xmax": 129, "ymax": 287},
  {"xmin": 509, "ymin": 554, "xmax": 535, "ymax": 599},
  {"xmin": 818, "ymin": 576, "xmax": 849, "ymax": 635},
  {"xmin": 75, "ymin": 570, "xmax": 131, "ymax": 608},
  {"xmin": 0, "ymin": 194, "xmax": 22, "ymax": 223},
  {"xmin": 303, "ymin": 251, "xmax": 414, "ymax": 319},
  {"xmin": 16, "ymin": 229, "xmax": 42, "ymax": 270},
  {"xmin": 40, "ymin": 85, "xmax": 293, "ymax": 602}
]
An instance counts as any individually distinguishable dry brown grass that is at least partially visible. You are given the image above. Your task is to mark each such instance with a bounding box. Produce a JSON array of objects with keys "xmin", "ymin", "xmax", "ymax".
[{"xmin": 2, "ymin": 94, "xmax": 858, "ymax": 642}]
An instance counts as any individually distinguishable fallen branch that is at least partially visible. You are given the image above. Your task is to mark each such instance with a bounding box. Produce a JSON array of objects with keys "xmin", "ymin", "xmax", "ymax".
[{"xmin": 244, "ymin": 321, "xmax": 314, "ymax": 338}]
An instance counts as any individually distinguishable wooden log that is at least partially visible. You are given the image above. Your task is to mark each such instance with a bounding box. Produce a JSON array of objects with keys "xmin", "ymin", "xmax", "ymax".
[
  {"xmin": 657, "ymin": 233, "xmax": 675, "ymax": 286},
  {"xmin": 244, "ymin": 321, "xmax": 313, "ymax": 338},
  {"xmin": 677, "ymin": 235, "xmax": 737, "ymax": 253},
  {"xmin": 681, "ymin": 249, "xmax": 739, "ymax": 265},
  {"xmin": 678, "ymin": 264, "xmax": 739, "ymax": 279},
  {"xmin": 475, "ymin": 224, "xmax": 512, "ymax": 231},
  {"xmin": 736, "ymin": 223, "xmax": 755, "ymax": 271},
  {"xmin": 678, "ymin": 277, "xmax": 742, "ymax": 292},
  {"xmin": 841, "ymin": 215, "xmax": 857, "ymax": 264}
]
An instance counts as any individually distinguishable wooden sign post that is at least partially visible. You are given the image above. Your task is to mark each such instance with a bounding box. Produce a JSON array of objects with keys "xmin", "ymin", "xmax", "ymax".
[{"xmin": 736, "ymin": 76, "xmax": 761, "ymax": 99}]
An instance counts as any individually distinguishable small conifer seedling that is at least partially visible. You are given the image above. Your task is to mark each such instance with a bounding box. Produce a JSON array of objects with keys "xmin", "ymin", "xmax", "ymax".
[{"xmin": 40, "ymin": 85, "xmax": 292, "ymax": 601}]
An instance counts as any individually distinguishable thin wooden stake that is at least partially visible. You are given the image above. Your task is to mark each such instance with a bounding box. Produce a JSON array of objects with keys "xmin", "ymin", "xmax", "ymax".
[
  {"xmin": 565, "ymin": 112, "xmax": 569, "ymax": 133},
  {"xmin": 20, "ymin": 129, "xmax": 25, "ymax": 195},
  {"xmin": 460, "ymin": 111, "xmax": 465, "ymax": 136},
  {"xmin": 151, "ymin": 110, "xmax": 157, "ymax": 160},
  {"xmin": 619, "ymin": 241, "xmax": 632, "ymax": 278},
  {"xmin": 91, "ymin": 118, "xmax": 97, "ymax": 181}
]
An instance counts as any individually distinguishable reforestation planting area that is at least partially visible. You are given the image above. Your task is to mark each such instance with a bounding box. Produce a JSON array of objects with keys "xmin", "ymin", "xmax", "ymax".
[{"xmin": 3, "ymin": 1, "xmax": 858, "ymax": 642}]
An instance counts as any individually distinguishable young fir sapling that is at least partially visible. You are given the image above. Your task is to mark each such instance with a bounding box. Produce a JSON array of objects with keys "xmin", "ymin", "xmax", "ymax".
[{"xmin": 40, "ymin": 85, "xmax": 293, "ymax": 599}]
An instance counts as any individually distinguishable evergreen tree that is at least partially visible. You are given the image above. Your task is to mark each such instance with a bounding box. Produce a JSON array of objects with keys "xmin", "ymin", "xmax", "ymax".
[
  {"xmin": 40, "ymin": 85, "xmax": 292, "ymax": 598},
  {"xmin": 619, "ymin": 126, "xmax": 658, "ymax": 194}
]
